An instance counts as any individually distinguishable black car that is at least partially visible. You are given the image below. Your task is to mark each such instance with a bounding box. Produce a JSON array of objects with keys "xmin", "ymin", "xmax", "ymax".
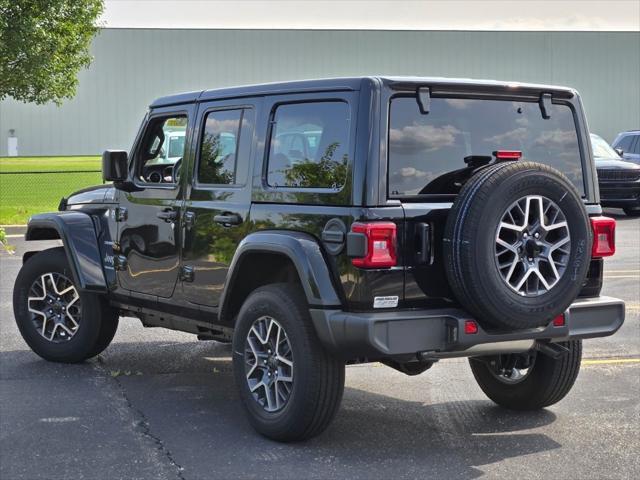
[
  {"xmin": 592, "ymin": 133, "xmax": 640, "ymax": 216},
  {"xmin": 13, "ymin": 77, "xmax": 624, "ymax": 442}
]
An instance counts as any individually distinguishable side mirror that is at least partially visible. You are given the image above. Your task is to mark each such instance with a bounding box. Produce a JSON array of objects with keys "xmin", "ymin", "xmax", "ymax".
[
  {"xmin": 102, "ymin": 150, "xmax": 128, "ymax": 182},
  {"xmin": 614, "ymin": 148, "xmax": 624, "ymax": 157}
]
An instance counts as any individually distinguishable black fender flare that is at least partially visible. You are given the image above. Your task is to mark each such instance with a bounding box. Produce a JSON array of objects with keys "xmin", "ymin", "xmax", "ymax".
[
  {"xmin": 218, "ymin": 231, "xmax": 342, "ymax": 322},
  {"xmin": 25, "ymin": 212, "xmax": 107, "ymax": 292}
]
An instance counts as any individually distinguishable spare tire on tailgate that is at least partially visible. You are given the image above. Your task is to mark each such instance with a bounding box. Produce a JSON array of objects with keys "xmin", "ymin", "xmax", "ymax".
[{"xmin": 443, "ymin": 161, "xmax": 591, "ymax": 330}]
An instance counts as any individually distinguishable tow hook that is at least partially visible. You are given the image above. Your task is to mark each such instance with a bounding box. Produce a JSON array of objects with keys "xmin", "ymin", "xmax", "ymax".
[{"xmin": 535, "ymin": 341, "xmax": 570, "ymax": 359}]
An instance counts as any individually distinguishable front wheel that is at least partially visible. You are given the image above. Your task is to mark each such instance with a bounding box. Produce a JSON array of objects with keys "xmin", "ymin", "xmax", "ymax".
[
  {"xmin": 232, "ymin": 283, "xmax": 345, "ymax": 442},
  {"xmin": 469, "ymin": 340, "xmax": 582, "ymax": 410},
  {"xmin": 13, "ymin": 247, "xmax": 119, "ymax": 363}
]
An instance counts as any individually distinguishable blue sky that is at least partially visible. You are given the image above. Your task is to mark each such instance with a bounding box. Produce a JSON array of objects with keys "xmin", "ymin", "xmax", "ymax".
[{"xmin": 101, "ymin": 1, "xmax": 640, "ymax": 31}]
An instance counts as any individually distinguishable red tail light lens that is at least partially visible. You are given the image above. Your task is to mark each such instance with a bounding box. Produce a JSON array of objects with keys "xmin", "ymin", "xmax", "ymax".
[
  {"xmin": 552, "ymin": 314, "xmax": 565, "ymax": 327},
  {"xmin": 590, "ymin": 216, "xmax": 616, "ymax": 257},
  {"xmin": 464, "ymin": 320, "xmax": 479, "ymax": 334},
  {"xmin": 351, "ymin": 222, "xmax": 397, "ymax": 268},
  {"xmin": 493, "ymin": 150, "xmax": 522, "ymax": 160}
]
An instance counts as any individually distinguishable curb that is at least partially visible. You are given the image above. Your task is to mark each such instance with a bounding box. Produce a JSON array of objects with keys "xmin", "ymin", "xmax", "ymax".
[{"xmin": 1, "ymin": 225, "xmax": 27, "ymax": 236}]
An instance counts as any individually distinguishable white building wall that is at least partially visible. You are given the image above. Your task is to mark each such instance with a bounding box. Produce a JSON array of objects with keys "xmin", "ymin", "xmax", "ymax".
[{"xmin": 1, "ymin": 29, "xmax": 638, "ymax": 156}]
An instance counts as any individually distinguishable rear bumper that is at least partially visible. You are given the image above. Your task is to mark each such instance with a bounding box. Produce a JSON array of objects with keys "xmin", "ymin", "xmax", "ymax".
[{"xmin": 310, "ymin": 296, "xmax": 625, "ymax": 360}]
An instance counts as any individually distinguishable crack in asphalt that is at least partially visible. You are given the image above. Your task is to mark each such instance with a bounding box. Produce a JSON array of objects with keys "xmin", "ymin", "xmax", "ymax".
[{"xmin": 93, "ymin": 357, "xmax": 187, "ymax": 480}]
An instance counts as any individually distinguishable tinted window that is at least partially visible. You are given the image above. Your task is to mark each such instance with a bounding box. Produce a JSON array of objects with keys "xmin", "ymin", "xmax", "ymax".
[
  {"xmin": 630, "ymin": 134, "xmax": 640, "ymax": 154},
  {"xmin": 198, "ymin": 108, "xmax": 252, "ymax": 185},
  {"xmin": 388, "ymin": 97, "xmax": 584, "ymax": 196},
  {"xmin": 267, "ymin": 102, "xmax": 350, "ymax": 189},
  {"xmin": 137, "ymin": 115, "xmax": 187, "ymax": 184},
  {"xmin": 614, "ymin": 134, "xmax": 634, "ymax": 152}
]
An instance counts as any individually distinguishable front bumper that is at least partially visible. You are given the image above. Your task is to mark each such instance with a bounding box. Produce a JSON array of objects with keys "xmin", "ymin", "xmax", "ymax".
[
  {"xmin": 598, "ymin": 180, "xmax": 640, "ymax": 208},
  {"xmin": 310, "ymin": 296, "xmax": 625, "ymax": 360}
]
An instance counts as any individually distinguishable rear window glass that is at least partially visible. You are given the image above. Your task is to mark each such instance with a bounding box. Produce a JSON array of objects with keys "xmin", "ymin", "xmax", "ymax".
[
  {"xmin": 267, "ymin": 101, "xmax": 350, "ymax": 189},
  {"xmin": 388, "ymin": 97, "xmax": 585, "ymax": 196}
]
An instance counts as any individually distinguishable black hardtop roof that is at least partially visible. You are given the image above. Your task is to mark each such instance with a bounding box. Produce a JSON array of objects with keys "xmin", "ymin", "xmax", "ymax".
[{"xmin": 149, "ymin": 76, "xmax": 577, "ymax": 108}]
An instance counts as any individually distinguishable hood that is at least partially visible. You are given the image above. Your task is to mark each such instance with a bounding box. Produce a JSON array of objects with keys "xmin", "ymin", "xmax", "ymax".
[
  {"xmin": 65, "ymin": 184, "xmax": 117, "ymax": 206},
  {"xmin": 594, "ymin": 157, "xmax": 640, "ymax": 170}
]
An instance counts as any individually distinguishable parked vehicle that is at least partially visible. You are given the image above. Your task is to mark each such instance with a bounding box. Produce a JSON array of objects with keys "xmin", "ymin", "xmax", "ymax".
[
  {"xmin": 14, "ymin": 77, "xmax": 624, "ymax": 442},
  {"xmin": 592, "ymin": 133, "xmax": 640, "ymax": 216},
  {"xmin": 612, "ymin": 130, "xmax": 640, "ymax": 164}
]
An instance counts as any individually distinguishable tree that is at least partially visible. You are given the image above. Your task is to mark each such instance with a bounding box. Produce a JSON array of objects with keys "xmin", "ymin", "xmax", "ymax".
[{"xmin": 0, "ymin": 0, "xmax": 104, "ymax": 105}]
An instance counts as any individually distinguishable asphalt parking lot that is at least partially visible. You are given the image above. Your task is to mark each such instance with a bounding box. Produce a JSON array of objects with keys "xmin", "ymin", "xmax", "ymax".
[{"xmin": 1, "ymin": 210, "xmax": 638, "ymax": 480}]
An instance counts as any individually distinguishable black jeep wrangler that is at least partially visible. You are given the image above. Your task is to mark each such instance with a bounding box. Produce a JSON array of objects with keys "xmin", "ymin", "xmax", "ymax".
[{"xmin": 14, "ymin": 77, "xmax": 625, "ymax": 442}]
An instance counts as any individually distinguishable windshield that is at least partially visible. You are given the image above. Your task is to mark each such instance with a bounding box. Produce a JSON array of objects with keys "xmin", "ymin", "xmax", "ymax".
[
  {"xmin": 590, "ymin": 133, "xmax": 619, "ymax": 159},
  {"xmin": 388, "ymin": 96, "xmax": 585, "ymax": 196}
]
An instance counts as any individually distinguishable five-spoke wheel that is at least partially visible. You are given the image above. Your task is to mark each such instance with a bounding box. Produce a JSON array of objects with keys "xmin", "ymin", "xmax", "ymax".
[
  {"xmin": 244, "ymin": 316, "xmax": 294, "ymax": 412},
  {"xmin": 28, "ymin": 272, "xmax": 81, "ymax": 342},
  {"xmin": 14, "ymin": 247, "xmax": 119, "ymax": 363}
]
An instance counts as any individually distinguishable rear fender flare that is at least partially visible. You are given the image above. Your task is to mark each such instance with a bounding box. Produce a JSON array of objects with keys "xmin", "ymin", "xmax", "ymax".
[{"xmin": 219, "ymin": 231, "xmax": 342, "ymax": 323}]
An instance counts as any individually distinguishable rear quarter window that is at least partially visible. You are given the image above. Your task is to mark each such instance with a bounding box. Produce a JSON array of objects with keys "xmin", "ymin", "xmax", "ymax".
[
  {"xmin": 388, "ymin": 96, "xmax": 585, "ymax": 197},
  {"xmin": 267, "ymin": 101, "xmax": 350, "ymax": 190}
]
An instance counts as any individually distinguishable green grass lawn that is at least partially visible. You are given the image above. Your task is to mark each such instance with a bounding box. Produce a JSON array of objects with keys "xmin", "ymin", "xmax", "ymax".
[{"xmin": 0, "ymin": 156, "xmax": 102, "ymax": 224}]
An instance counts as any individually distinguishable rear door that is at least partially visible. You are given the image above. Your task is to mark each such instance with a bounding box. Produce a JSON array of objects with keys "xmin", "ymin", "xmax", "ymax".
[
  {"xmin": 386, "ymin": 92, "xmax": 588, "ymax": 306},
  {"xmin": 179, "ymin": 98, "xmax": 259, "ymax": 307}
]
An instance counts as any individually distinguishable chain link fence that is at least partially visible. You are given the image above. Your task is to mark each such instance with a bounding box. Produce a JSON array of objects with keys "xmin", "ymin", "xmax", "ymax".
[{"xmin": 0, "ymin": 169, "xmax": 103, "ymax": 225}]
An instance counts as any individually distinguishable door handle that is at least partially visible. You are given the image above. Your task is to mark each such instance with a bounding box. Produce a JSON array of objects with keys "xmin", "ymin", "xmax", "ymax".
[
  {"xmin": 157, "ymin": 209, "xmax": 178, "ymax": 222},
  {"xmin": 214, "ymin": 213, "xmax": 241, "ymax": 226}
]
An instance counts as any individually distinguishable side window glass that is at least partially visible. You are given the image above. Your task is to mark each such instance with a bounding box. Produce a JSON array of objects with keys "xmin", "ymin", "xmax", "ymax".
[
  {"xmin": 267, "ymin": 101, "xmax": 350, "ymax": 189},
  {"xmin": 137, "ymin": 115, "xmax": 187, "ymax": 184},
  {"xmin": 630, "ymin": 135, "xmax": 640, "ymax": 154},
  {"xmin": 198, "ymin": 108, "xmax": 252, "ymax": 185}
]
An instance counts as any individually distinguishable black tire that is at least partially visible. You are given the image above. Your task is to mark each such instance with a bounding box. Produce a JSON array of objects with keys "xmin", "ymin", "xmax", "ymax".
[
  {"xmin": 443, "ymin": 161, "xmax": 592, "ymax": 330},
  {"xmin": 469, "ymin": 340, "xmax": 582, "ymax": 410},
  {"xmin": 232, "ymin": 283, "xmax": 345, "ymax": 442},
  {"xmin": 88, "ymin": 310, "xmax": 119, "ymax": 358},
  {"xmin": 13, "ymin": 247, "xmax": 118, "ymax": 363},
  {"xmin": 623, "ymin": 206, "xmax": 640, "ymax": 217}
]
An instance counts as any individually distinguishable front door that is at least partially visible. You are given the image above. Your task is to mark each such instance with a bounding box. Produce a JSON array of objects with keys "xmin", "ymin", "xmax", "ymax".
[
  {"xmin": 116, "ymin": 107, "xmax": 193, "ymax": 298},
  {"xmin": 179, "ymin": 99, "xmax": 258, "ymax": 306}
]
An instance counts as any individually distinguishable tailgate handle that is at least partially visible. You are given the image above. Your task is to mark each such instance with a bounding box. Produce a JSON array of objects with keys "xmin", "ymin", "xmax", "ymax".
[{"xmin": 416, "ymin": 222, "xmax": 432, "ymax": 264}]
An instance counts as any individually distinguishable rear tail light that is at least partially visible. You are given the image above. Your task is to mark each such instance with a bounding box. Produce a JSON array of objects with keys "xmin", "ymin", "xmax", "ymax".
[
  {"xmin": 464, "ymin": 320, "xmax": 479, "ymax": 334},
  {"xmin": 351, "ymin": 222, "xmax": 397, "ymax": 268},
  {"xmin": 552, "ymin": 314, "xmax": 565, "ymax": 327},
  {"xmin": 493, "ymin": 150, "xmax": 522, "ymax": 160},
  {"xmin": 590, "ymin": 216, "xmax": 616, "ymax": 257}
]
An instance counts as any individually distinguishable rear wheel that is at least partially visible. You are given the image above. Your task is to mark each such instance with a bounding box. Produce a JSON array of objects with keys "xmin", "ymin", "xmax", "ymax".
[
  {"xmin": 232, "ymin": 283, "xmax": 345, "ymax": 442},
  {"xmin": 13, "ymin": 247, "xmax": 119, "ymax": 363},
  {"xmin": 469, "ymin": 340, "xmax": 582, "ymax": 410}
]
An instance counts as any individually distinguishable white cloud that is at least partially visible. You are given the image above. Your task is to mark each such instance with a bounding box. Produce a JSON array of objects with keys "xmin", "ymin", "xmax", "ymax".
[
  {"xmin": 390, "ymin": 124, "xmax": 460, "ymax": 154},
  {"xmin": 483, "ymin": 127, "xmax": 528, "ymax": 144}
]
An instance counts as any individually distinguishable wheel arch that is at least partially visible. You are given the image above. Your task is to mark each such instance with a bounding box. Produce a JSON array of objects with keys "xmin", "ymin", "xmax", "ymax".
[
  {"xmin": 25, "ymin": 212, "xmax": 107, "ymax": 292},
  {"xmin": 218, "ymin": 231, "xmax": 342, "ymax": 326}
]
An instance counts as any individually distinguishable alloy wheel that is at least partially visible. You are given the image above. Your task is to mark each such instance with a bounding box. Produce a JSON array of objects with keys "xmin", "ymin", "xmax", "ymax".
[
  {"xmin": 244, "ymin": 316, "xmax": 294, "ymax": 412},
  {"xmin": 27, "ymin": 272, "xmax": 81, "ymax": 342},
  {"xmin": 495, "ymin": 195, "xmax": 571, "ymax": 296}
]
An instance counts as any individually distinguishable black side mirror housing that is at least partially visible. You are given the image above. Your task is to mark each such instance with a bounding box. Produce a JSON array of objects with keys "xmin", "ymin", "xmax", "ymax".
[
  {"xmin": 614, "ymin": 148, "xmax": 624, "ymax": 157},
  {"xmin": 102, "ymin": 150, "xmax": 128, "ymax": 182}
]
